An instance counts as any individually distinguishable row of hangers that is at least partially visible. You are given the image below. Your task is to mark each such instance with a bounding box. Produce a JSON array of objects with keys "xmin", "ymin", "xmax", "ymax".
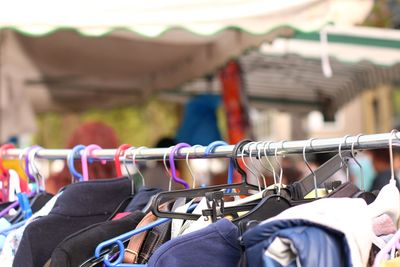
[
  {"xmin": 90, "ymin": 131, "xmax": 400, "ymax": 267},
  {"xmin": 1, "ymin": 131, "xmax": 400, "ymax": 267}
]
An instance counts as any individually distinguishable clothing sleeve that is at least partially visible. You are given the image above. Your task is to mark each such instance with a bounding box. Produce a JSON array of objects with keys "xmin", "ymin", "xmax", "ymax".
[{"xmin": 13, "ymin": 229, "xmax": 34, "ymax": 267}]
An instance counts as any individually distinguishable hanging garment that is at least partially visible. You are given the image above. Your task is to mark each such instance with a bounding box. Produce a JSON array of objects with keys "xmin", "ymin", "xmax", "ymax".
[
  {"xmin": 176, "ymin": 94, "xmax": 222, "ymax": 146},
  {"xmin": 137, "ymin": 220, "xmax": 172, "ymax": 264},
  {"xmin": 123, "ymin": 202, "xmax": 171, "ymax": 264},
  {"xmin": 124, "ymin": 187, "xmax": 162, "ymax": 212},
  {"xmin": 0, "ymin": 193, "xmax": 61, "ymax": 266},
  {"xmin": 241, "ymin": 198, "xmax": 374, "ymax": 267},
  {"xmin": 49, "ymin": 211, "xmax": 144, "ymax": 267},
  {"xmin": 13, "ymin": 177, "xmax": 133, "ymax": 267},
  {"xmin": 243, "ymin": 221, "xmax": 351, "ymax": 267},
  {"xmin": 147, "ymin": 218, "xmax": 241, "ymax": 267}
]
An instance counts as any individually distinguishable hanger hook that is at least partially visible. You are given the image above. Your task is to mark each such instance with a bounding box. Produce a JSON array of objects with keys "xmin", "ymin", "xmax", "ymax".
[
  {"xmin": 185, "ymin": 144, "xmax": 202, "ymax": 188},
  {"xmin": 169, "ymin": 143, "xmax": 191, "ymax": 189},
  {"xmin": 205, "ymin": 141, "xmax": 234, "ymax": 192},
  {"xmin": 351, "ymin": 134, "xmax": 365, "ymax": 190},
  {"xmin": 389, "ymin": 129, "xmax": 399, "ymax": 182},
  {"xmin": 163, "ymin": 146, "xmax": 174, "ymax": 191},
  {"xmin": 249, "ymin": 142, "xmax": 267, "ymax": 189},
  {"xmin": 67, "ymin": 144, "xmax": 86, "ymax": 183},
  {"xmin": 131, "ymin": 146, "xmax": 147, "ymax": 188},
  {"xmin": 256, "ymin": 141, "xmax": 273, "ymax": 176},
  {"xmin": 122, "ymin": 147, "xmax": 135, "ymax": 179},
  {"xmin": 241, "ymin": 142, "xmax": 261, "ymax": 192},
  {"xmin": 122, "ymin": 147, "xmax": 136, "ymax": 195},
  {"xmin": 114, "ymin": 144, "xmax": 131, "ymax": 177},
  {"xmin": 338, "ymin": 135, "xmax": 350, "ymax": 182},
  {"xmin": 28, "ymin": 146, "xmax": 45, "ymax": 193},
  {"xmin": 20, "ymin": 146, "xmax": 40, "ymax": 185},
  {"xmin": 303, "ymin": 138, "xmax": 318, "ymax": 198},
  {"xmin": 263, "ymin": 141, "xmax": 277, "ymax": 185},
  {"xmin": 274, "ymin": 141, "xmax": 285, "ymax": 195},
  {"xmin": 81, "ymin": 144, "xmax": 106, "ymax": 182}
]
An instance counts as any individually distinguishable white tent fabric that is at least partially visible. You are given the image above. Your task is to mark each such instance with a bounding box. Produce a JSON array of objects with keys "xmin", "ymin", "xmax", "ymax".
[
  {"xmin": 0, "ymin": 0, "xmax": 373, "ymax": 140},
  {"xmin": 0, "ymin": 0, "xmax": 372, "ymax": 36}
]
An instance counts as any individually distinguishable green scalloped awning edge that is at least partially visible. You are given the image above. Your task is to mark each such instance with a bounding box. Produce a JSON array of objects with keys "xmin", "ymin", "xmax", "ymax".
[
  {"xmin": 262, "ymin": 52, "xmax": 400, "ymax": 67},
  {"xmin": 0, "ymin": 23, "xmax": 332, "ymax": 38},
  {"xmin": 294, "ymin": 30, "xmax": 400, "ymax": 49}
]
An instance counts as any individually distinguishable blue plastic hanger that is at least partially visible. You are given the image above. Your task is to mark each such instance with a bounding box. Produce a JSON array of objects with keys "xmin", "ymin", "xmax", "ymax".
[
  {"xmin": 94, "ymin": 204, "xmax": 197, "ymax": 267},
  {"xmin": 204, "ymin": 141, "xmax": 234, "ymax": 192},
  {"xmin": 67, "ymin": 145, "xmax": 86, "ymax": 182}
]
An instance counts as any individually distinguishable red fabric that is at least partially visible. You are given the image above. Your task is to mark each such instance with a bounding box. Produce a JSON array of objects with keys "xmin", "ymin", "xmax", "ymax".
[
  {"xmin": 46, "ymin": 122, "xmax": 119, "ymax": 194},
  {"xmin": 113, "ymin": 212, "xmax": 131, "ymax": 221}
]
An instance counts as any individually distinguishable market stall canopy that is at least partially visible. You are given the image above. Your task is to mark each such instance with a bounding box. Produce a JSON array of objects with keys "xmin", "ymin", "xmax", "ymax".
[
  {"xmin": 0, "ymin": 0, "xmax": 373, "ymax": 112},
  {"xmin": 164, "ymin": 26, "xmax": 400, "ymax": 115}
]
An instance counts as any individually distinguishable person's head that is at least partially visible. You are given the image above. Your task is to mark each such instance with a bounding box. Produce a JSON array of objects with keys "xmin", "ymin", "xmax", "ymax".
[
  {"xmin": 46, "ymin": 121, "xmax": 119, "ymax": 193},
  {"xmin": 368, "ymin": 149, "xmax": 390, "ymax": 173}
]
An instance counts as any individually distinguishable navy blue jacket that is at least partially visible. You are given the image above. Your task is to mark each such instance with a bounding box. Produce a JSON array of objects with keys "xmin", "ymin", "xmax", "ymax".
[{"xmin": 241, "ymin": 219, "xmax": 352, "ymax": 267}]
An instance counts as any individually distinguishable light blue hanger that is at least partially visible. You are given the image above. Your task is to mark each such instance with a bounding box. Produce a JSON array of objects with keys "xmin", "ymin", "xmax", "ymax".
[
  {"xmin": 67, "ymin": 145, "xmax": 85, "ymax": 182},
  {"xmin": 94, "ymin": 204, "xmax": 197, "ymax": 267},
  {"xmin": 205, "ymin": 141, "xmax": 234, "ymax": 193}
]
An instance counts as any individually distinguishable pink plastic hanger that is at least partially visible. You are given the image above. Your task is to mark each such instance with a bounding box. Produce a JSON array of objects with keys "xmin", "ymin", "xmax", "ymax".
[{"xmin": 81, "ymin": 144, "xmax": 107, "ymax": 181}]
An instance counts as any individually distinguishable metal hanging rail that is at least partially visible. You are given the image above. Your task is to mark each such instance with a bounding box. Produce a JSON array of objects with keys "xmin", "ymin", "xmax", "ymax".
[{"xmin": 1, "ymin": 132, "xmax": 399, "ymax": 161}]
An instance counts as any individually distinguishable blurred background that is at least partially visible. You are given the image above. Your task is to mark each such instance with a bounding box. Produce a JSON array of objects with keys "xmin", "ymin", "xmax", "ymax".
[{"xmin": 1, "ymin": 0, "xmax": 400, "ymax": 191}]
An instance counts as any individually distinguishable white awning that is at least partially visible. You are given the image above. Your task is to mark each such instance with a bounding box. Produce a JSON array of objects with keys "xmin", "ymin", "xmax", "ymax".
[{"xmin": 0, "ymin": 0, "xmax": 372, "ymax": 112}]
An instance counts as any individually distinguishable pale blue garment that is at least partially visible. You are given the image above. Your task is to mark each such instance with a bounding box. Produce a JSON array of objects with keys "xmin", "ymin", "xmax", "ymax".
[
  {"xmin": 348, "ymin": 154, "xmax": 376, "ymax": 192},
  {"xmin": 0, "ymin": 218, "xmax": 11, "ymax": 250}
]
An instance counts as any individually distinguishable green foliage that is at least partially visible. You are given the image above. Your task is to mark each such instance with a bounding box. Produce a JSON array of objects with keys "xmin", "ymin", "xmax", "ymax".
[{"xmin": 35, "ymin": 98, "xmax": 180, "ymax": 148}]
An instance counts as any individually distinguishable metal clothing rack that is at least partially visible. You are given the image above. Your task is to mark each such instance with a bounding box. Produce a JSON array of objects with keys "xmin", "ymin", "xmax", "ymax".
[{"xmin": 1, "ymin": 132, "xmax": 399, "ymax": 161}]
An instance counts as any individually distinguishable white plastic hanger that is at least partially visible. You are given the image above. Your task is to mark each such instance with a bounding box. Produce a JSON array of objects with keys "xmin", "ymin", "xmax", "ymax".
[{"xmin": 367, "ymin": 129, "xmax": 400, "ymax": 225}]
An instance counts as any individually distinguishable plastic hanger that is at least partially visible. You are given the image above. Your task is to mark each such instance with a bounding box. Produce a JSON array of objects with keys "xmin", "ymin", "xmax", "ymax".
[
  {"xmin": 114, "ymin": 144, "xmax": 131, "ymax": 177},
  {"xmin": 28, "ymin": 146, "xmax": 45, "ymax": 192},
  {"xmin": 81, "ymin": 144, "xmax": 107, "ymax": 181},
  {"xmin": 350, "ymin": 134, "xmax": 376, "ymax": 204},
  {"xmin": 67, "ymin": 144, "xmax": 86, "ymax": 182},
  {"xmin": 367, "ymin": 129, "xmax": 400, "ymax": 224},
  {"xmin": 303, "ymin": 138, "xmax": 319, "ymax": 198},
  {"xmin": 130, "ymin": 146, "xmax": 147, "ymax": 188},
  {"xmin": 204, "ymin": 141, "xmax": 234, "ymax": 192},
  {"xmin": 248, "ymin": 142, "xmax": 267, "ymax": 189},
  {"xmin": 374, "ymin": 228, "xmax": 400, "ymax": 267},
  {"xmin": 3, "ymin": 147, "xmax": 42, "ymax": 222},
  {"xmin": 241, "ymin": 142, "xmax": 262, "ymax": 192},
  {"xmin": 94, "ymin": 204, "xmax": 198, "ymax": 267},
  {"xmin": 186, "ymin": 144, "xmax": 202, "ymax": 188},
  {"xmin": 231, "ymin": 140, "xmax": 293, "ymax": 227},
  {"xmin": 121, "ymin": 147, "xmax": 137, "ymax": 195},
  {"xmin": 169, "ymin": 143, "xmax": 191, "ymax": 189},
  {"xmin": 0, "ymin": 148, "xmax": 37, "ymax": 219},
  {"xmin": 0, "ymin": 144, "xmax": 15, "ymax": 202},
  {"xmin": 224, "ymin": 141, "xmax": 275, "ymax": 207},
  {"xmin": 149, "ymin": 140, "xmax": 260, "ymax": 220},
  {"xmin": 326, "ymin": 135, "xmax": 365, "ymax": 199}
]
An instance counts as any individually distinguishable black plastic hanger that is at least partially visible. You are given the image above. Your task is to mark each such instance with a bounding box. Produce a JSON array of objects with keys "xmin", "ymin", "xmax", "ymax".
[{"xmin": 150, "ymin": 140, "xmax": 261, "ymax": 220}]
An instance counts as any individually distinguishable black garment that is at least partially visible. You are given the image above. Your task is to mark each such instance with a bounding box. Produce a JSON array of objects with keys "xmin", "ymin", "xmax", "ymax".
[
  {"xmin": 13, "ymin": 177, "xmax": 132, "ymax": 267},
  {"xmin": 138, "ymin": 221, "xmax": 171, "ymax": 264},
  {"xmin": 124, "ymin": 187, "xmax": 162, "ymax": 212},
  {"xmin": 50, "ymin": 211, "xmax": 145, "ymax": 267},
  {"xmin": 371, "ymin": 169, "xmax": 400, "ymax": 191}
]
